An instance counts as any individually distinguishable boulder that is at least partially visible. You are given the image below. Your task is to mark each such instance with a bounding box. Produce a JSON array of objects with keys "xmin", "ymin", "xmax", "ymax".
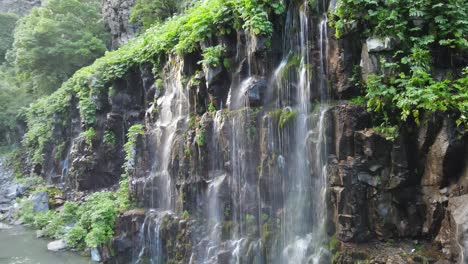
[
  {"xmin": 366, "ymin": 37, "xmax": 394, "ymax": 52},
  {"xmin": 0, "ymin": 222, "xmax": 11, "ymax": 230},
  {"xmin": 91, "ymin": 248, "xmax": 102, "ymax": 262},
  {"xmin": 30, "ymin": 192, "xmax": 49, "ymax": 213},
  {"xmin": 246, "ymin": 78, "xmax": 267, "ymax": 107},
  {"xmin": 47, "ymin": 239, "xmax": 67, "ymax": 251}
]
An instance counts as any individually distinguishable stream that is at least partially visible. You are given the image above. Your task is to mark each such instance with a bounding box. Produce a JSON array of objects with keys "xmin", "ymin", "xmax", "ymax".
[
  {"xmin": 0, "ymin": 157, "xmax": 90, "ymax": 264},
  {"xmin": 0, "ymin": 225, "xmax": 91, "ymax": 264}
]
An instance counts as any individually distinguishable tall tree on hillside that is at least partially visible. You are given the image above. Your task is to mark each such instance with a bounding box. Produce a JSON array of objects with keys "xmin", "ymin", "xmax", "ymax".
[
  {"xmin": 9, "ymin": 0, "xmax": 108, "ymax": 96},
  {"xmin": 130, "ymin": 0, "xmax": 197, "ymax": 30},
  {"xmin": 0, "ymin": 13, "xmax": 19, "ymax": 63}
]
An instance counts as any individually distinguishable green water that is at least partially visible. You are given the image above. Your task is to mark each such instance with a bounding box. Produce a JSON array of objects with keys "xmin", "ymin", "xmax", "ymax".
[{"xmin": 0, "ymin": 225, "xmax": 92, "ymax": 264}]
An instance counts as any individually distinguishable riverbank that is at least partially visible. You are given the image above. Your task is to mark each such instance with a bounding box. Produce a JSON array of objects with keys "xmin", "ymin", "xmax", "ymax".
[{"xmin": 0, "ymin": 157, "xmax": 91, "ymax": 264}]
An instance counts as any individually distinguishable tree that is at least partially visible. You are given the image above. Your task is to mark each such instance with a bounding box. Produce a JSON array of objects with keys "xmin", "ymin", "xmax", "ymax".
[
  {"xmin": 130, "ymin": 0, "xmax": 196, "ymax": 30},
  {"xmin": 9, "ymin": 0, "xmax": 108, "ymax": 96},
  {"xmin": 0, "ymin": 65, "xmax": 31, "ymax": 146},
  {"xmin": 0, "ymin": 13, "xmax": 19, "ymax": 63}
]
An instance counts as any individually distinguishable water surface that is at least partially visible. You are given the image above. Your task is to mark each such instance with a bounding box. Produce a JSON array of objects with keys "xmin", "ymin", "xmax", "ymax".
[{"xmin": 0, "ymin": 225, "xmax": 91, "ymax": 264}]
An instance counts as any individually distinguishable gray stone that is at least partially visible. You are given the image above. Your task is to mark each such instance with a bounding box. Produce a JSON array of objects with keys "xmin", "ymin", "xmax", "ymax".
[
  {"xmin": 0, "ymin": 222, "xmax": 11, "ymax": 230},
  {"xmin": 366, "ymin": 37, "xmax": 394, "ymax": 52},
  {"xmin": 357, "ymin": 171, "xmax": 380, "ymax": 187},
  {"xmin": 30, "ymin": 192, "xmax": 49, "ymax": 213},
  {"xmin": 101, "ymin": 0, "xmax": 139, "ymax": 49},
  {"xmin": 246, "ymin": 78, "xmax": 267, "ymax": 107},
  {"xmin": 450, "ymin": 195, "xmax": 468, "ymax": 263},
  {"xmin": 36, "ymin": 229, "xmax": 45, "ymax": 238},
  {"xmin": 421, "ymin": 119, "xmax": 450, "ymax": 187},
  {"xmin": 91, "ymin": 248, "xmax": 102, "ymax": 262},
  {"xmin": 47, "ymin": 239, "xmax": 67, "ymax": 251}
]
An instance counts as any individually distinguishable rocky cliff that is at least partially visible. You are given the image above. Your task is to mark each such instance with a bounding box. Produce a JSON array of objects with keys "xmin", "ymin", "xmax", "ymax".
[
  {"xmin": 15, "ymin": 0, "xmax": 467, "ymax": 263},
  {"xmin": 102, "ymin": 0, "xmax": 139, "ymax": 49}
]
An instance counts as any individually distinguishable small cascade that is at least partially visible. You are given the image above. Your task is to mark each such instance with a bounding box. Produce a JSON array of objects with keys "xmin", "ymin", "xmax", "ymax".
[
  {"xmin": 135, "ymin": 55, "xmax": 189, "ymax": 263},
  {"xmin": 59, "ymin": 141, "xmax": 74, "ymax": 184},
  {"xmin": 145, "ymin": 56, "xmax": 188, "ymax": 210},
  {"xmin": 268, "ymin": 0, "xmax": 331, "ymax": 262},
  {"xmin": 134, "ymin": 210, "xmax": 170, "ymax": 264}
]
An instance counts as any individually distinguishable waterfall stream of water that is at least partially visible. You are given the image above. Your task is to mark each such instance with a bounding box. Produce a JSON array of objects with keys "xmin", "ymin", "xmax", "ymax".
[{"xmin": 134, "ymin": 1, "xmax": 332, "ymax": 263}]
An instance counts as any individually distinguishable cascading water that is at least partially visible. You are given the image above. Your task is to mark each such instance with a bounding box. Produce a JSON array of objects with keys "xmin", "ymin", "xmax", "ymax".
[
  {"xmin": 270, "ymin": 1, "xmax": 330, "ymax": 263},
  {"xmin": 134, "ymin": 55, "xmax": 189, "ymax": 263},
  {"xmin": 132, "ymin": 0, "xmax": 332, "ymax": 263}
]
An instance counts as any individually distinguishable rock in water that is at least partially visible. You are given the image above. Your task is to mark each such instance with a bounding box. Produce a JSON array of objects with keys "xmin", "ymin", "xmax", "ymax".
[
  {"xmin": 0, "ymin": 222, "xmax": 11, "ymax": 230},
  {"xmin": 47, "ymin": 239, "xmax": 67, "ymax": 251}
]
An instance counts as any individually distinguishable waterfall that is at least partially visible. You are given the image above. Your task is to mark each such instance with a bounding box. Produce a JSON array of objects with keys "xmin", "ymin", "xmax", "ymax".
[
  {"xmin": 134, "ymin": 210, "xmax": 170, "ymax": 264},
  {"xmin": 132, "ymin": 0, "xmax": 333, "ymax": 262},
  {"xmin": 134, "ymin": 55, "xmax": 189, "ymax": 263},
  {"xmin": 268, "ymin": 1, "xmax": 330, "ymax": 263}
]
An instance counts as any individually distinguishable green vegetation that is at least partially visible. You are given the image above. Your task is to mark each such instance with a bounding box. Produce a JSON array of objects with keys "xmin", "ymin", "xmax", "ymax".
[
  {"xmin": 10, "ymin": 0, "xmax": 108, "ymax": 96},
  {"xmin": 17, "ymin": 191, "xmax": 128, "ymax": 250},
  {"xmin": 21, "ymin": 0, "xmax": 284, "ymax": 165},
  {"xmin": 103, "ymin": 130, "xmax": 117, "ymax": 147},
  {"xmin": 0, "ymin": 13, "xmax": 19, "ymax": 63},
  {"xmin": 195, "ymin": 129, "xmax": 206, "ymax": 147},
  {"xmin": 82, "ymin": 128, "xmax": 96, "ymax": 146},
  {"xmin": 208, "ymin": 102, "xmax": 217, "ymax": 113},
  {"xmin": 330, "ymin": 0, "xmax": 467, "ymax": 48},
  {"xmin": 199, "ymin": 45, "xmax": 226, "ymax": 68},
  {"xmin": 331, "ymin": 0, "xmax": 468, "ymax": 135},
  {"xmin": 271, "ymin": 108, "xmax": 299, "ymax": 129},
  {"xmin": 130, "ymin": 0, "xmax": 194, "ymax": 29}
]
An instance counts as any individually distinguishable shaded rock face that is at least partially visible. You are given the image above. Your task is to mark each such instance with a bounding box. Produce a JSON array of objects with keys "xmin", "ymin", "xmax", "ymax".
[
  {"xmin": 102, "ymin": 0, "xmax": 139, "ymax": 49},
  {"xmin": 327, "ymin": 104, "xmax": 467, "ymax": 262}
]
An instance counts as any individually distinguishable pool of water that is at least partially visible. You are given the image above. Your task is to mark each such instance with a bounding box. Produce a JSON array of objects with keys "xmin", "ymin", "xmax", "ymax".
[{"xmin": 0, "ymin": 225, "xmax": 92, "ymax": 264}]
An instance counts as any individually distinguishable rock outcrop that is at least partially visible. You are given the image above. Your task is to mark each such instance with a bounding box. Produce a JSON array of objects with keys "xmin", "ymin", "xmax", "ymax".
[{"xmin": 102, "ymin": 0, "xmax": 139, "ymax": 49}]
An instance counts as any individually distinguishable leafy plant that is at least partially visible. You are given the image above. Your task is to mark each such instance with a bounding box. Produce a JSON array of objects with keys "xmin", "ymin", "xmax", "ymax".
[
  {"xmin": 82, "ymin": 128, "xmax": 96, "ymax": 146},
  {"xmin": 208, "ymin": 102, "xmax": 217, "ymax": 113},
  {"xmin": 199, "ymin": 45, "xmax": 226, "ymax": 68},
  {"xmin": 195, "ymin": 129, "xmax": 206, "ymax": 146},
  {"xmin": 278, "ymin": 109, "xmax": 298, "ymax": 129},
  {"xmin": 103, "ymin": 130, "xmax": 117, "ymax": 146}
]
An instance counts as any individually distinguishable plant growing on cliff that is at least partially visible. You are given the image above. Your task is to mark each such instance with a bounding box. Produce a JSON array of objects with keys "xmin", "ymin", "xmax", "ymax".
[
  {"xmin": 124, "ymin": 124, "xmax": 145, "ymax": 165},
  {"xmin": 199, "ymin": 45, "xmax": 226, "ymax": 68},
  {"xmin": 195, "ymin": 129, "xmax": 206, "ymax": 147},
  {"xmin": 103, "ymin": 130, "xmax": 117, "ymax": 147},
  {"xmin": 332, "ymin": 0, "xmax": 468, "ymax": 133},
  {"xmin": 130, "ymin": 0, "xmax": 189, "ymax": 29},
  {"xmin": 82, "ymin": 128, "xmax": 96, "ymax": 146},
  {"xmin": 278, "ymin": 109, "xmax": 298, "ymax": 129}
]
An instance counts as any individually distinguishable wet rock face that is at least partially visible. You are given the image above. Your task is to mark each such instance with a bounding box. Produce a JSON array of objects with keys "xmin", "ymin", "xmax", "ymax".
[
  {"xmin": 102, "ymin": 0, "xmax": 139, "ymax": 49},
  {"xmin": 328, "ymin": 105, "xmax": 423, "ymax": 242},
  {"xmin": 58, "ymin": 67, "xmax": 150, "ymax": 191},
  {"xmin": 109, "ymin": 209, "xmax": 146, "ymax": 263},
  {"xmin": 328, "ymin": 105, "xmax": 468, "ymax": 263}
]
